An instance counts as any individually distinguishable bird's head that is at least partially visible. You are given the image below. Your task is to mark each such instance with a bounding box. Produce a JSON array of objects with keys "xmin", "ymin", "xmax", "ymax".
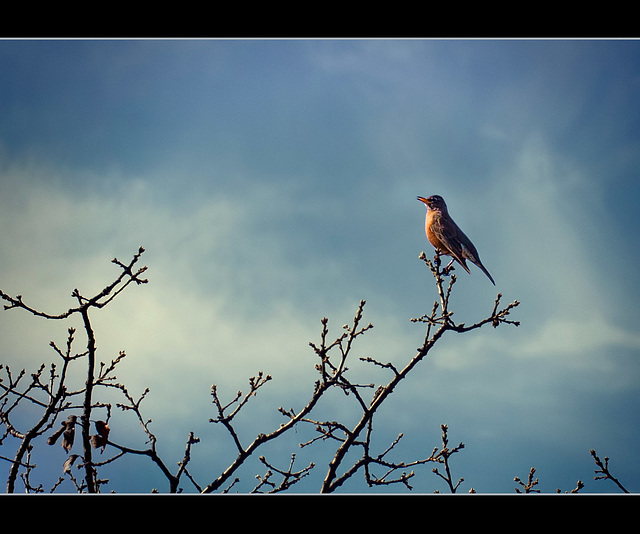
[{"xmin": 417, "ymin": 195, "xmax": 447, "ymax": 212}]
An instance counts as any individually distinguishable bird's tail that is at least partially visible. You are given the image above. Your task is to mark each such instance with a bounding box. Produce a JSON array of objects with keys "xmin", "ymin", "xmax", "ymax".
[{"xmin": 476, "ymin": 262, "xmax": 495, "ymax": 285}]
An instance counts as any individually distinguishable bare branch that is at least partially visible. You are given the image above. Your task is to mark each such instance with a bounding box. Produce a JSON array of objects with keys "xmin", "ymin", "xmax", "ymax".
[
  {"xmin": 430, "ymin": 424, "xmax": 466, "ymax": 493},
  {"xmin": 252, "ymin": 454, "xmax": 315, "ymax": 493},
  {"xmin": 0, "ymin": 246, "xmax": 147, "ymax": 319},
  {"xmin": 590, "ymin": 449, "xmax": 629, "ymax": 493},
  {"xmin": 514, "ymin": 467, "xmax": 540, "ymax": 493}
]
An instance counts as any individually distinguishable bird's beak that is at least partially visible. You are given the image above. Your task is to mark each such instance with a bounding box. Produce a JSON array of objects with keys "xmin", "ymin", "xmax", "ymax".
[{"xmin": 417, "ymin": 196, "xmax": 428, "ymax": 205}]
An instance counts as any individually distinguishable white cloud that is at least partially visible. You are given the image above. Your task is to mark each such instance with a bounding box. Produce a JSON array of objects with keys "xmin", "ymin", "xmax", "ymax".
[{"xmin": 0, "ymin": 160, "xmax": 374, "ymax": 430}]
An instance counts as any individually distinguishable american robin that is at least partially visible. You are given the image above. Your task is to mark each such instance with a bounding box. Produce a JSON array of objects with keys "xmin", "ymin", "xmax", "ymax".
[{"xmin": 417, "ymin": 195, "xmax": 495, "ymax": 285}]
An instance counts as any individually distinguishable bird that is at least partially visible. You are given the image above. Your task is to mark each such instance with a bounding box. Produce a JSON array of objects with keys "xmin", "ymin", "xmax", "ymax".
[{"xmin": 417, "ymin": 195, "xmax": 495, "ymax": 285}]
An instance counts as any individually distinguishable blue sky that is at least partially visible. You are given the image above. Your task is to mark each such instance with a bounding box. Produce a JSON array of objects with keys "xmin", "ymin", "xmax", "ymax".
[{"xmin": 1, "ymin": 38, "xmax": 640, "ymax": 493}]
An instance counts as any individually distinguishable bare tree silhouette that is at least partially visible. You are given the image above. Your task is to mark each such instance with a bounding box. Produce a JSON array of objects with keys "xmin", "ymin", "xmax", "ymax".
[
  {"xmin": 1, "ymin": 247, "xmax": 626, "ymax": 493},
  {"xmin": 1, "ymin": 247, "xmax": 149, "ymax": 492}
]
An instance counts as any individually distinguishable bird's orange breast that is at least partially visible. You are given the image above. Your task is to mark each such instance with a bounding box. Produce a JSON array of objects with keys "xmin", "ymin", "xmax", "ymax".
[{"xmin": 426, "ymin": 211, "xmax": 450, "ymax": 254}]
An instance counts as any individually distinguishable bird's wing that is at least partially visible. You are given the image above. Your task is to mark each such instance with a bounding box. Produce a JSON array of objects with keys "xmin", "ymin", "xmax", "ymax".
[{"xmin": 431, "ymin": 217, "xmax": 471, "ymax": 273}]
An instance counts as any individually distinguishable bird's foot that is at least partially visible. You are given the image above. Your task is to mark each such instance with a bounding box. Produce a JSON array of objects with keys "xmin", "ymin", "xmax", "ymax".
[
  {"xmin": 442, "ymin": 260, "xmax": 456, "ymax": 276},
  {"xmin": 439, "ymin": 256, "xmax": 454, "ymax": 274}
]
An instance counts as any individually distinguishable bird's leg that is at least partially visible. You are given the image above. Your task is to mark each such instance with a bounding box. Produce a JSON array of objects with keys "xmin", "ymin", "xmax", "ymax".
[
  {"xmin": 433, "ymin": 250, "xmax": 454, "ymax": 276},
  {"xmin": 436, "ymin": 252, "xmax": 455, "ymax": 276}
]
